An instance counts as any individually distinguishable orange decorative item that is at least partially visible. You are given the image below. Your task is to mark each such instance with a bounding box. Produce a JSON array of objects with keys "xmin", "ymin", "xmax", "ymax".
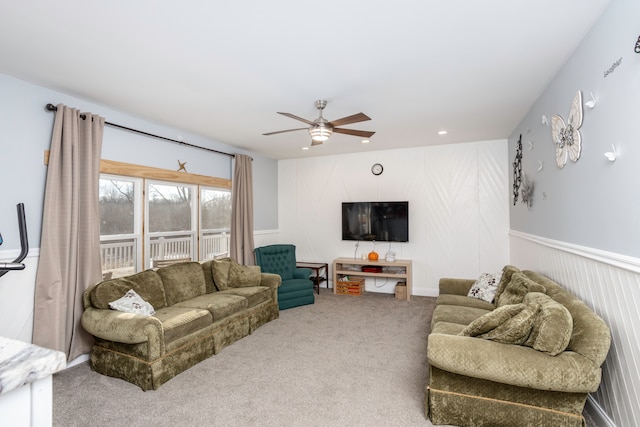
[{"xmin": 368, "ymin": 251, "xmax": 379, "ymax": 260}]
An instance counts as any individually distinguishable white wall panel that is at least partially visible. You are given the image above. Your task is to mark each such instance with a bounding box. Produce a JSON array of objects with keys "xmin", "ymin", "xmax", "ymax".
[
  {"xmin": 278, "ymin": 140, "xmax": 509, "ymax": 297},
  {"xmin": 478, "ymin": 140, "xmax": 510, "ymax": 272},
  {"xmin": 0, "ymin": 250, "xmax": 39, "ymax": 342},
  {"xmin": 510, "ymin": 231, "xmax": 639, "ymax": 427}
]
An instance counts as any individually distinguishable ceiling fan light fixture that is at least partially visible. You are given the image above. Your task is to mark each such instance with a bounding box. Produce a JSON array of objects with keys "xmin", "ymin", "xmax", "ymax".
[{"xmin": 309, "ymin": 124, "xmax": 333, "ymax": 142}]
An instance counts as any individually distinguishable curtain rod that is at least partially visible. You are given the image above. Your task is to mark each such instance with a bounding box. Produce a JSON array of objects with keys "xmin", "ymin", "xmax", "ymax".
[{"xmin": 45, "ymin": 103, "xmax": 235, "ymax": 158}]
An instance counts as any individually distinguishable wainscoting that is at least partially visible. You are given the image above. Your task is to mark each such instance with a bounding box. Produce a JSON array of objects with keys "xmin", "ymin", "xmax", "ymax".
[{"xmin": 510, "ymin": 231, "xmax": 639, "ymax": 427}]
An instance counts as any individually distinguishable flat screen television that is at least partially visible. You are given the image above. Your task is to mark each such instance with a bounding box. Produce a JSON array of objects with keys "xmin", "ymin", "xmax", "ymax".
[{"xmin": 342, "ymin": 201, "xmax": 409, "ymax": 242}]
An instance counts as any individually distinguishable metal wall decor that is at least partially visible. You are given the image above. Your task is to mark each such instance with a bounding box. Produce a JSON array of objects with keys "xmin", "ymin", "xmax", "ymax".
[
  {"xmin": 551, "ymin": 91, "xmax": 583, "ymax": 168},
  {"xmin": 512, "ymin": 134, "xmax": 523, "ymax": 205},
  {"xmin": 521, "ymin": 174, "xmax": 533, "ymax": 210},
  {"xmin": 635, "ymin": 35, "xmax": 640, "ymax": 53}
]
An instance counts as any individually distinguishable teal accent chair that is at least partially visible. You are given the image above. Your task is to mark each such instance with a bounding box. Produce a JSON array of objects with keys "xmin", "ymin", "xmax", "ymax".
[{"xmin": 254, "ymin": 244, "xmax": 314, "ymax": 310}]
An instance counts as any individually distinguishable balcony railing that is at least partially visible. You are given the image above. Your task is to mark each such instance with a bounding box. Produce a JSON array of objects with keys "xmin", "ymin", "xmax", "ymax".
[
  {"xmin": 201, "ymin": 231, "xmax": 230, "ymax": 259},
  {"xmin": 149, "ymin": 235, "xmax": 193, "ymax": 261},
  {"xmin": 100, "ymin": 239, "xmax": 136, "ymax": 272},
  {"xmin": 100, "ymin": 232, "xmax": 230, "ymax": 279}
]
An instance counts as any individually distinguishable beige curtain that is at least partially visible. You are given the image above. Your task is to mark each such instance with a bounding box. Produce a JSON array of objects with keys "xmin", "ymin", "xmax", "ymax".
[
  {"xmin": 33, "ymin": 104, "xmax": 104, "ymax": 361},
  {"xmin": 230, "ymin": 154, "xmax": 255, "ymax": 265}
]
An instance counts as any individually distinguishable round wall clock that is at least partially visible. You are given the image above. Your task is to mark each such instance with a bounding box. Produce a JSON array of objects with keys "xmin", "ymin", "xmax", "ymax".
[{"xmin": 371, "ymin": 163, "xmax": 383, "ymax": 176}]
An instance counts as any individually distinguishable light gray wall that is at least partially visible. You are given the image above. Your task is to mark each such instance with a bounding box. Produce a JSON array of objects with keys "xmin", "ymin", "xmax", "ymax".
[
  {"xmin": 509, "ymin": 2, "xmax": 640, "ymax": 425},
  {"xmin": 509, "ymin": 0, "xmax": 640, "ymax": 257},
  {"xmin": 0, "ymin": 73, "xmax": 278, "ymax": 252}
]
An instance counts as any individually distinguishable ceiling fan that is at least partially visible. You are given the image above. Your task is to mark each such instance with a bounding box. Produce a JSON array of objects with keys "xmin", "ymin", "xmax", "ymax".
[{"xmin": 263, "ymin": 100, "xmax": 375, "ymax": 146}]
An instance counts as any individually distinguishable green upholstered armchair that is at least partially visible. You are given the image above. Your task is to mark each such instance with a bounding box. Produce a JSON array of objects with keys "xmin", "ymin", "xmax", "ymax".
[{"xmin": 254, "ymin": 244, "xmax": 314, "ymax": 310}]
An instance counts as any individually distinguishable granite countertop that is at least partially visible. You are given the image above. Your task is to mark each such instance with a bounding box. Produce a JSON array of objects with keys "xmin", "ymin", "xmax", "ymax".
[{"xmin": 0, "ymin": 336, "xmax": 66, "ymax": 395}]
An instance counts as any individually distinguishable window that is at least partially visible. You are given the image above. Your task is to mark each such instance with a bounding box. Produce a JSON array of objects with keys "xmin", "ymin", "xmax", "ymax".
[
  {"xmin": 145, "ymin": 180, "xmax": 197, "ymax": 268},
  {"xmin": 200, "ymin": 187, "xmax": 231, "ymax": 259},
  {"xmin": 99, "ymin": 175, "xmax": 142, "ymax": 278},
  {"xmin": 98, "ymin": 169, "xmax": 231, "ymax": 278}
]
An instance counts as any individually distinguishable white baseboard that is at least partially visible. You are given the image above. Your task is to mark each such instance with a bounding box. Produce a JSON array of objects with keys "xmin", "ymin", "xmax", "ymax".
[
  {"xmin": 412, "ymin": 289, "xmax": 439, "ymax": 298},
  {"xmin": 585, "ymin": 395, "xmax": 617, "ymax": 427},
  {"xmin": 65, "ymin": 354, "xmax": 89, "ymax": 369}
]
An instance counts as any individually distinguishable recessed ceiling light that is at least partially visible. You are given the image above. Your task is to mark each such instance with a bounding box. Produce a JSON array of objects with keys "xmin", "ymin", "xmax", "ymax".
[
  {"xmin": 361, "ymin": 139, "xmax": 370, "ymax": 144},
  {"xmin": 301, "ymin": 146, "xmax": 310, "ymax": 150},
  {"xmin": 438, "ymin": 130, "xmax": 448, "ymax": 135}
]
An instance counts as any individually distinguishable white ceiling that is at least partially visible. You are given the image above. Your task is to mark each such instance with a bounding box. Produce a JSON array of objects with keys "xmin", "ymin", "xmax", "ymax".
[{"xmin": 0, "ymin": 1, "xmax": 610, "ymax": 160}]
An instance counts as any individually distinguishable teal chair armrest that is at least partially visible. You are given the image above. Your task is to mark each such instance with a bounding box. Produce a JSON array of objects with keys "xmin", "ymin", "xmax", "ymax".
[{"xmin": 294, "ymin": 267, "xmax": 312, "ymax": 279}]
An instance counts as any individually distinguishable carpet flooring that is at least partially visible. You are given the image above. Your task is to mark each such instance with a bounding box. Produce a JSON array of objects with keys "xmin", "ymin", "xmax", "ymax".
[
  {"xmin": 54, "ymin": 288, "xmax": 437, "ymax": 426},
  {"xmin": 53, "ymin": 287, "xmax": 597, "ymax": 426}
]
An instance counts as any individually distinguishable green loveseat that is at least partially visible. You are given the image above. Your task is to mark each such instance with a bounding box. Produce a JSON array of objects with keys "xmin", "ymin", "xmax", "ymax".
[
  {"xmin": 81, "ymin": 260, "xmax": 281, "ymax": 390},
  {"xmin": 425, "ymin": 266, "xmax": 610, "ymax": 426}
]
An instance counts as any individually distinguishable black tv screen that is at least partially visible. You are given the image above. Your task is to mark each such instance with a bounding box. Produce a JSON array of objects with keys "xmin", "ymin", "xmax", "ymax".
[{"xmin": 342, "ymin": 201, "xmax": 409, "ymax": 242}]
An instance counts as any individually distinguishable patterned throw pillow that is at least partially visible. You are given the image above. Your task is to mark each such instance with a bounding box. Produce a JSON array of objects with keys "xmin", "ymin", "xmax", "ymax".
[
  {"xmin": 109, "ymin": 289, "xmax": 156, "ymax": 316},
  {"xmin": 467, "ymin": 272, "xmax": 502, "ymax": 303}
]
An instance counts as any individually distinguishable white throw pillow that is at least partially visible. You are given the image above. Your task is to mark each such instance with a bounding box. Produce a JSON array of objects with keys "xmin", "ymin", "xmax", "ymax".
[
  {"xmin": 109, "ymin": 289, "xmax": 156, "ymax": 316},
  {"xmin": 467, "ymin": 272, "xmax": 501, "ymax": 303}
]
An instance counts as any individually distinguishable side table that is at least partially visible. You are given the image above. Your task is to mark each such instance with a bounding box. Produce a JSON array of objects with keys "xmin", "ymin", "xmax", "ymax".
[{"xmin": 296, "ymin": 261, "xmax": 329, "ymax": 294}]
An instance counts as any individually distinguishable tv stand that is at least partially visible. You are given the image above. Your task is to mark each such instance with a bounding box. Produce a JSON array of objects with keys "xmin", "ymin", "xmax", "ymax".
[{"xmin": 332, "ymin": 257, "xmax": 412, "ymax": 301}]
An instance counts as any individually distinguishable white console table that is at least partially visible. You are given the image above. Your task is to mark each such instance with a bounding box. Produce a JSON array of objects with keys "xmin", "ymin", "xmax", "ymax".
[
  {"xmin": 0, "ymin": 336, "xmax": 66, "ymax": 427},
  {"xmin": 332, "ymin": 257, "xmax": 412, "ymax": 300}
]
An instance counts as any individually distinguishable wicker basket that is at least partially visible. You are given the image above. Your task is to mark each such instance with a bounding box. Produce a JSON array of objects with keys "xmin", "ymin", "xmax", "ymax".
[{"xmin": 336, "ymin": 276, "xmax": 365, "ymax": 296}]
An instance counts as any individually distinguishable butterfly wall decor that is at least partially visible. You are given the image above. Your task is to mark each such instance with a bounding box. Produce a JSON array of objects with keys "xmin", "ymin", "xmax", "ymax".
[{"xmin": 551, "ymin": 91, "xmax": 583, "ymax": 168}]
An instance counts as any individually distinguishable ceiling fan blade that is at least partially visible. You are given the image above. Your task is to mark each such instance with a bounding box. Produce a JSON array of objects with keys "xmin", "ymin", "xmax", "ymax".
[
  {"xmin": 277, "ymin": 112, "xmax": 315, "ymax": 125},
  {"xmin": 329, "ymin": 112, "xmax": 371, "ymax": 127},
  {"xmin": 262, "ymin": 127, "xmax": 308, "ymax": 136},
  {"xmin": 333, "ymin": 128, "xmax": 376, "ymax": 138}
]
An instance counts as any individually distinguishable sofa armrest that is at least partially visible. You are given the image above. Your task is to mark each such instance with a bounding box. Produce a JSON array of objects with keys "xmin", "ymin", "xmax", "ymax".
[
  {"xmin": 439, "ymin": 278, "xmax": 476, "ymax": 296},
  {"xmin": 259, "ymin": 273, "xmax": 282, "ymax": 303},
  {"xmin": 259, "ymin": 273, "xmax": 282, "ymax": 289},
  {"xmin": 427, "ymin": 333, "xmax": 602, "ymax": 393},
  {"xmin": 81, "ymin": 307, "xmax": 164, "ymax": 349},
  {"xmin": 293, "ymin": 267, "xmax": 312, "ymax": 280}
]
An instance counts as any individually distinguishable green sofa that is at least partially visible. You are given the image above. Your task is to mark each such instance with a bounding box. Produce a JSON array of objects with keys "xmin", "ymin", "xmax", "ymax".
[
  {"xmin": 425, "ymin": 266, "xmax": 610, "ymax": 427},
  {"xmin": 81, "ymin": 260, "xmax": 281, "ymax": 390}
]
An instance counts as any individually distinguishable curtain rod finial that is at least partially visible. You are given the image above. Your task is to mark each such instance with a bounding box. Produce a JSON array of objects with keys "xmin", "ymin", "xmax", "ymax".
[{"xmin": 46, "ymin": 103, "xmax": 57, "ymax": 112}]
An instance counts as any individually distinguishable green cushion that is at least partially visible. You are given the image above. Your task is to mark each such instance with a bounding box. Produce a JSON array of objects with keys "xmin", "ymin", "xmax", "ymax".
[
  {"xmin": 436, "ymin": 294, "xmax": 495, "ymax": 311},
  {"xmin": 173, "ymin": 292, "xmax": 248, "ymax": 321},
  {"xmin": 460, "ymin": 303, "xmax": 527, "ymax": 337},
  {"xmin": 524, "ymin": 292, "xmax": 573, "ymax": 356},
  {"xmin": 228, "ymin": 261, "xmax": 262, "ymax": 287},
  {"xmin": 152, "ymin": 306, "xmax": 212, "ymax": 344},
  {"xmin": 90, "ymin": 270, "xmax": 166, "ymax": 310},
  {"xmin": 157, "ymin": 262, "xmax": 207, "ymax": 306},
  {"xmin": 497, "ymin": 272, "xmax": 546, "ymax": 307},
  {"xmin": 493, "ymin": 265, "xmax": 521, "ymax": 305},
  {"xmin": 459, "ymin": 301, "xmax": 540, "ymax": 345},
  {"xmin": 212, "ymin": 258, "xmax": 232, "ymax": 290},
  {"xmin": 432, "ymin": 305, "xmax": 492, "ymax": 326},
  {"xmin": 219, "ymin": 287, "xmax": 271, "ymax": 308},
  {"xmin": 478, "ymin": 302, "xmax": 539, "ymax": 345},
  {"xmin": 200, "ymin": 260, "xmax": 217, "ymax": 293}
]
